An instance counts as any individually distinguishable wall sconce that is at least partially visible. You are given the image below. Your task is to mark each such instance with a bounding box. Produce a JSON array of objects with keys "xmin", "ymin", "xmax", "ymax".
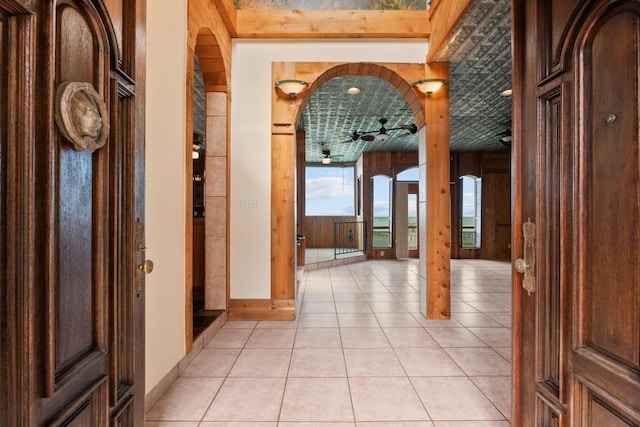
[
  {"xmin": 275, "ymin": 79, "xmax": 308, "ymax": 98},
  {"xmin": 192, "ymin": 144, "xmax": 200, "ymax": 159},
  {"xmin": 412, "ymin": 78, "xmax": 449, "ymax": 96}
]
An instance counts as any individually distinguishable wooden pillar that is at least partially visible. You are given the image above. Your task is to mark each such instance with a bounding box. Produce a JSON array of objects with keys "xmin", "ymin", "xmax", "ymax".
[
  {"xmin": 270, "ymin": 62, "xmax": 298, "ymax": 313},
  {"xmin": 423, "ymin": 62, "xmax": 451, "ymax": 319}
]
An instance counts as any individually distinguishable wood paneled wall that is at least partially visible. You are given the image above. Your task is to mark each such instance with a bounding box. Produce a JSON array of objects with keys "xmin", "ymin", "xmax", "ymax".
[
  {"xmin": 303, "ymin": 216, "xmax": 357, "ymax": 248},
  {"xmin": 362, "ymin": 151, "xmax": 419, "ymax": 259},
  {"xmin": 450, "ymin": 152, "xmax": 511, "ymax": 260}
]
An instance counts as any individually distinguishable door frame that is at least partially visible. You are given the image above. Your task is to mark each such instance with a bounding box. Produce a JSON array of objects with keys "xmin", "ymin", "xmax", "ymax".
[{"xmin": 0, "ymin": 3, "xmax": 37, "ymax": 425}]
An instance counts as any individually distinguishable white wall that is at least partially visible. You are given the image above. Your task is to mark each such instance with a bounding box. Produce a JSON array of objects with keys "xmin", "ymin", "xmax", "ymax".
[
  {"xmin": 145, "ymin": 0, "xmax": 188, "ymax": 394},
  {"xmin": 230, "ymin": 40, "xmax": 429, "ymax": 298}
]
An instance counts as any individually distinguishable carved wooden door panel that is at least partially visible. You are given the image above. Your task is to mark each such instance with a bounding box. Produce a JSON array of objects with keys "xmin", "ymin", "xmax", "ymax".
[
  {"xmin": 0, "ymin": 1, "xmax": 146, "ymax": 425},
  {"xmin": 513, "ymin": 0, "xmax": 640, "ymax": 425}
]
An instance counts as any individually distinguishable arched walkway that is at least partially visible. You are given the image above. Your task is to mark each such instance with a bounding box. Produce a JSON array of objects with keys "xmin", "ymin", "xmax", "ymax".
[
  {"xmin": 185, "ymin": 2, "xmax": 231, "ymax": 349},
  {"xmin": 257, "ymin": 61, "xmax": 451, "ymax": 321}
]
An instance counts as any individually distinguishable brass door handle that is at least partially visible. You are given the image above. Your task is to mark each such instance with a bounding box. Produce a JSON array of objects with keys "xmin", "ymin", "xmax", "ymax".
[
  {"xmin": 137, "ymin": 244, "xmax": 154, "ymax": 274},
  {"xmin": 138, "ymin": 259, "xmax": 154, "ymax": 274},
  {"xmin": 515, "ymin": 218, "xmax": 536, "ymax": 294}
]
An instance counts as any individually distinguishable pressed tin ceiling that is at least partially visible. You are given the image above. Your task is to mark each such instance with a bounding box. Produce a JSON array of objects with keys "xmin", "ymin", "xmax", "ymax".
[
  {"xmin": 191, "ymin": 0, "xmax": 512, "ymax": 159},
  {"xmin": 302, "ymin": 76, "xmax": 420, "ymax": 163},
  {"xmin": 300, "ymin": 0, "xmax": 512, "ymax": 163},
  {"xmin": 435, "ymin": 0, "xmax": 513, "ymax": 152}
]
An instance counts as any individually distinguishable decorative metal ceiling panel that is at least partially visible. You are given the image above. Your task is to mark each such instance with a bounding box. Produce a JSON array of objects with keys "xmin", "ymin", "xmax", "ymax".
[
  {"xmin": 193, "ymin": 57, "xmax": 206, "ymax": 138},
  {"xmin": 436, "ymin": 0, "xmax": 512, "ymax": 152},
  {"xmin": 193, "ymin": 0, "xmax": 512, "ymax": 158},
  {"xmin": 300, "ymin": 0, "xmax": 512, "ymax": 160},
  {"xmin": 301, "ymin": 75, "xmax": 419, "ymax": 163}
]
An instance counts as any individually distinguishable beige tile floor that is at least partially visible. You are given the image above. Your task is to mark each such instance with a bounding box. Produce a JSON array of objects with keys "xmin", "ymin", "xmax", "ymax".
[{"xmin": 146, "ymin": 259, "xmax": 512, "ymax": 426}]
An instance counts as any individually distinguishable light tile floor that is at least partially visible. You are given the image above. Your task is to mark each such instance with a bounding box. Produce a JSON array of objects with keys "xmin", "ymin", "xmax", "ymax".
[{"xmin": 146, "ymin": 258, "xmax": 512, "ymax": 426}]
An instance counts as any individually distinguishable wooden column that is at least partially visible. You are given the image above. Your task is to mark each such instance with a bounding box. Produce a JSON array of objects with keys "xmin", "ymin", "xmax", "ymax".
[
  {"xmin": 270, "ymin": 62, "xmax": 298, "ymax": 316},
  {"xmin": 424, "ymin": 62, "xmax": 451, "ymax": 319}
]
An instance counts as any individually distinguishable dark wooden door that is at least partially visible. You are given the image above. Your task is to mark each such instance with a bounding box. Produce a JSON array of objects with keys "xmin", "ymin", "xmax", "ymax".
[
  {"xmin": 0, "ymin": 1, "xmax": 146, "ymax": 425},
  {"xmin": 513, "ymin": 0, "xmax": 640, "ymax": 425}
]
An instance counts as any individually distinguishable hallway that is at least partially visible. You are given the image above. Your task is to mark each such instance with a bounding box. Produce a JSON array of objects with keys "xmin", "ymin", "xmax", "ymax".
[{"xmin": 146, "ymin": 259, "xmax": 512, "ymax": 426}]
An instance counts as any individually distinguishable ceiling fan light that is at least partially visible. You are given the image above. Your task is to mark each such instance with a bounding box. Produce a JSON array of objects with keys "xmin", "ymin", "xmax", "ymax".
[
  {"xmin": 377, "ymin": 132, "xmax": 390, "ymax": 141},
  {"xmin": 275, "ymin": 79, "xmax": 308, "ymax": 98},
  {"xmin": 405, "ymin": 124, "xmax": 418, "ymax": 134},
  {"xmin": 412, "ymin": 78, "xmax": 448, "ymax": 96},
  {"xmin": 322, "ymin": 157, "xmax": 331, "ymax": 164}
]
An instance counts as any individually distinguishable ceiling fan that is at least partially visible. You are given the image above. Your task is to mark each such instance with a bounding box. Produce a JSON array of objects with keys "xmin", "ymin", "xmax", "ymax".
[
  {"xmin": 350, "ymin": 118, "xmax": 418, "ymax": 142},
  {"xmin": 496, "ymin": 127, "xmax": 512, "ymax": 147},
  {"xmin": 321, "ymin": 148, "xmax": 343, "ymax": 164}
]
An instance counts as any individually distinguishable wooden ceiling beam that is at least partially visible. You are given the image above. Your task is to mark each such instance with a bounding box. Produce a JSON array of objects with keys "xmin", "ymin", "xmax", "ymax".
[
  {"xmin": 236, "ymin": 9, "xmax": 430, "ymax": 38},
  {"xmin": 426, "ymin": 0, "xmax": 474, "ymax": 62},
  {"xmin": 209, "ymin": 0, "xmax": 238, "ymax": 37}
]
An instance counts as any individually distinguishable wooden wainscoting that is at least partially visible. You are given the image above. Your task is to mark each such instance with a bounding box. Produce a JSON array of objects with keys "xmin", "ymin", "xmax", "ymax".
[{"xmin": 303, "ymin": 216, "xmax": 356, "ymax": 248}]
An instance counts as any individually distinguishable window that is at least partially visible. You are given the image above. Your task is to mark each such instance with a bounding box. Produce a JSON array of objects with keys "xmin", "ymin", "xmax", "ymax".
[
  {"xmin": 397, "ymin": 167, "xmax": 419, "ymax": 251},
  {"xmin": 397, "ymin": 166, "xmax": 419, "ymax": 181},
  {"xmin": 408, "ymin": 193, "xmax": 418, "ymax": 250},
  {"xmin": 305, "ymin": 166, "xmax": 355, "ymax": 216},
  {"xmin": 372, "ymin": 174, "xmax": 392, "ymax": 248},
  {"xmin": 461, "ymin": 175, "xmax": 482, "ymax": 248}
]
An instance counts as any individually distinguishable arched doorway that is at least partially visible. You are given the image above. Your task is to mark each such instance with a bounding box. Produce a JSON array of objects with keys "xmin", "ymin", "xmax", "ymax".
[
  {"xmin": 265, "ymin": 61, "xmax": 450, "ymax": 320},
  {"xmin": 185, "ymin": 26, "xmax": 230, "ymax": 350}
]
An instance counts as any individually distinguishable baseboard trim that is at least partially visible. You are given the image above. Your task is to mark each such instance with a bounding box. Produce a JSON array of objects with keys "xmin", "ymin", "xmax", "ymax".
[
  {"xmin": 228, "ymin": 298, "xmax": 295, "ymax": 320},
  {"xmin": 144, "ymin": 311, "xmax": 227, "ymax": 414}
]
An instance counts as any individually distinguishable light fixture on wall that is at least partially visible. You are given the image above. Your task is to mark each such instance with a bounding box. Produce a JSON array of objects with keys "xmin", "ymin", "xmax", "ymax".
[
  {"xmin": 192, "ymin": 144, "xmax": 200, "ymax": 159},
  {"xmin": 275, "ymin": 79, "xmax": 308, "ymax": 98},
  {"xmin": 412, "ymin": 78, "xmax": 448, "ymax": 96}
]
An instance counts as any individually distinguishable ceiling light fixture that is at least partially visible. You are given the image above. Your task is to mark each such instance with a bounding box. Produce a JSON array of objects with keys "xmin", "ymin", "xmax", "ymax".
[
  {"xmin": 347, "ymin": 87, "xmax": 360, "ymax": 95},
  {"xmin": 412, "ymin": 78, "xmax": 449, "ymax": 96},
  {"xmin": 322, "ymin": 157, "xmax": 331, "ymax": 164},
  {"xmin": 275, "ymin": 79, "xmax": 308, "ymax": 98},
  {"xmin": 500, "ymin": 89, "xmax": 513, "ymax": 97},
  {"xmin": 377, "ymin": 132, "xmax": 390, "ymax": 141}
]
